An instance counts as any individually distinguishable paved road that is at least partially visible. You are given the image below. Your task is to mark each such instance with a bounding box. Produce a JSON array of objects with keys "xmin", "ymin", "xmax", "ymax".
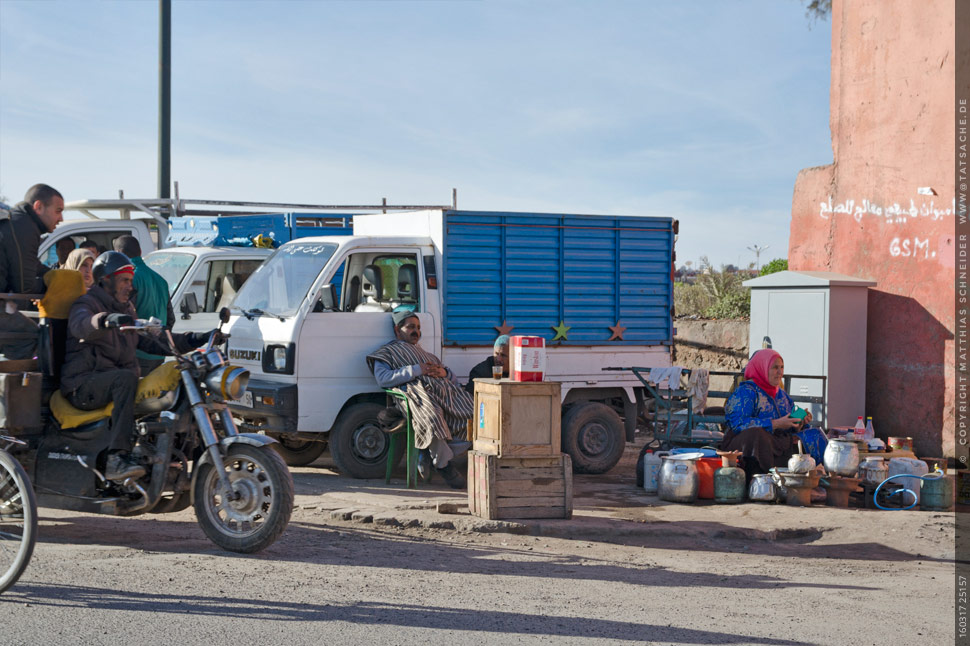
[{"xmin": 0, "ymin": 451, "xmax": 955, "ymax": 645}]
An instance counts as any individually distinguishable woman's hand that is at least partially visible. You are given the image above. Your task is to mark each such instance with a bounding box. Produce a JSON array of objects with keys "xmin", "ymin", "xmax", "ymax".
[{"xmin": 771, "ymin": 415, "xmax": 801, "ymax": 431}]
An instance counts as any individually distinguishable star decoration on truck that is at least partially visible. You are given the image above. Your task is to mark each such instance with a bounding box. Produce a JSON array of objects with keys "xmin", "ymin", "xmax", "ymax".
[
  {"xmin": 494, "ymin": 320, "xmax": 514, "ymax": 336},
  {"xmin": 608, "ymin": 322, "xmax": 626, "ymax": 341},
  {"xmin": 552, "ymin": 320, "xmax": 571, "ymax": 341}
]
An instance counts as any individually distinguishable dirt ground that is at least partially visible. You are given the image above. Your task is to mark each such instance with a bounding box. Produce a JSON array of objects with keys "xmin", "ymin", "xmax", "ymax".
[{"xmin": 0, "ymin": 437, "xmax": 957, "ymax": 645}]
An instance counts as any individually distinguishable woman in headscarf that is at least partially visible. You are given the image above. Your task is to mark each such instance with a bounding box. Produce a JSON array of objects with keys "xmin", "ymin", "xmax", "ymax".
[
  {"xmin": 63, "ymin": 248, "xmax": 96, "ymax": 290},
  {"xmin": 720, "ymin": 349, "xmax": 828, "ymax": 480}
]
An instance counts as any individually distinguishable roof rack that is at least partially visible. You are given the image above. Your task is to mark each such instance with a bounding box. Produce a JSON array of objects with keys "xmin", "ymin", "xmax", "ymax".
[{"xmin": 64, "ymin": 182, "xmax": 456, "ymax": 226}]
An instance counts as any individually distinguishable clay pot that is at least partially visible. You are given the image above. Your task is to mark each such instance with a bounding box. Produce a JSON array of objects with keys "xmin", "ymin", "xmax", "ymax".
[{"xmin": 822, "ymin": 474, "xmax": 862, "ymax": 508}]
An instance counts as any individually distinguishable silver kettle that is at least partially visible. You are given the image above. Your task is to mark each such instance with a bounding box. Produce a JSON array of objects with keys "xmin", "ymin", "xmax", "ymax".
[
  {"xmin": 748, "ymin": 473, "xmax": 778, "ymax": 502},
  {"xmin": 823, "ymin": 438, "xmax": 860, "ymax": 476}
]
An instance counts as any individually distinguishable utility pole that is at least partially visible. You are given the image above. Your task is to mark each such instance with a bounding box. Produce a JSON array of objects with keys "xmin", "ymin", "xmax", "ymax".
[
  {"xmin": 747, "ymin": 244, "xmax": 769, "ymax": 271},
  {"xmin": 158, "ymin": 0, "xmax": 171, "ymax": 200}
]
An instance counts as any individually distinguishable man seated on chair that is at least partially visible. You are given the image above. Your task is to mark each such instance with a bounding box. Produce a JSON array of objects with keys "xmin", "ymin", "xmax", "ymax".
[
  {"xmin": 366, "ymin": 309, "xmax": 472, "ymax": 489},
  {"xmin": 464, "ymin": 334, "xmax": 510, "ymax": 394},
  {"xmin": 60, "ymin": 251, "xmax": 219, "ymax": 482}
]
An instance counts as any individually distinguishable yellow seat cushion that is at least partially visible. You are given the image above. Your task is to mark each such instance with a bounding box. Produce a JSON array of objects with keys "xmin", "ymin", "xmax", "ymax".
[
  {"xmin": 50, "ymin": 390, "xmax": 113, "ymax": 428},
  {"xmin": 51, "ymin": 362, "xmax": 183, "ymax": 429}
]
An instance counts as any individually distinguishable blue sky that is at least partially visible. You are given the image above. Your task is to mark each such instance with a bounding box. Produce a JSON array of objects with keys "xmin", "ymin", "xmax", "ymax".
[{"xmin": 0, "ymin": 0, "xmax": 832, "ymax": 268}]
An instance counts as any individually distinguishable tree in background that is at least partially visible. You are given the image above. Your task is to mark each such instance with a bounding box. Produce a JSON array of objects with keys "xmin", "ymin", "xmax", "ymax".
[
  {"xmin": 804, "ymin": 0, "xmax": 832, "ymax": 21},
  {"xmin": 759, "ymin": 258, "xmax": 788, "ymax": 276},
  {"xmin": 674, "ymin": 257, "xmax": 750, "ymax": 319}
]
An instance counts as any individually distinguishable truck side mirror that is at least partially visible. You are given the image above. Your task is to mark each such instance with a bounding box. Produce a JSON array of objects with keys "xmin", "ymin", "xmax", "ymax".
[
  {"xmin": 313, "ymin": 284, "xmax": 338, "ymax": 312},
  {"xmin": 181, "ymin": 292, "xmax": 200, "ymax": 319}
]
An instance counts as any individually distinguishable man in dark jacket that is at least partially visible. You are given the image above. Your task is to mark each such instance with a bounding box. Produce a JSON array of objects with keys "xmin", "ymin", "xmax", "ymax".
[
  {"xmin": 0, "ymin": 184, "xmax": 64, "ymax": 359},
  {"xmin": 464, "ymin": 334, "xmax": 510, "ymax": 394},
  {"xmin": 60, "ymin": 251, "xmax": 214, "ymax": 481}
]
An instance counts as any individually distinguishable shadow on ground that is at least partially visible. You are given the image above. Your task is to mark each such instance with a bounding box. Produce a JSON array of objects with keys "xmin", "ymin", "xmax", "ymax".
[{"xmin": 2, "ymin": 581, "xmax": 814, "ymax": 645}]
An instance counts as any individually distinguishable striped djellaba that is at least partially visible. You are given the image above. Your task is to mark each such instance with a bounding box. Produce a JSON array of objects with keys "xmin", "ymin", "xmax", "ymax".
[{"xmin": 366, "ymin": 340, "xmax": 472, "ymax": 449}]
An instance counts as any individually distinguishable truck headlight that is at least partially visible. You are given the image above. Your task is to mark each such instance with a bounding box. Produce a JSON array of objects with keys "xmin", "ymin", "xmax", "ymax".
[
  {"xmin": 262, "ymin": 343, "xmax": 295, "ymax": 375},
  {"xmin": 273, "ymin": 347, "xmax": 286, "ymax": 370}
]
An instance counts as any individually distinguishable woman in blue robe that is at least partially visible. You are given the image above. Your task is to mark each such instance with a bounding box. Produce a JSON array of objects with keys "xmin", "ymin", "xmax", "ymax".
[{"xmin": 720, "ymin": 349, "xmax": 828, "ymax": 479}]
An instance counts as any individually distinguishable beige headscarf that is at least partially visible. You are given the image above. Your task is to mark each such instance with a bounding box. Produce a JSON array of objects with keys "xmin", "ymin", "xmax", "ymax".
[{"xmin": 64, "ymin": 248, "xmax": 96, "ymax": 272}]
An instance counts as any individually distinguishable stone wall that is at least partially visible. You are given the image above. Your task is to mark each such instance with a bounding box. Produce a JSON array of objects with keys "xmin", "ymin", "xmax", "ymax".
[
  {"xmin": 674, "ymin": 318, "xmax": 749, "ymax": 401},
  {"xmin": 788, "ymin": 0, "xmax": 955, "ymax": 457}
]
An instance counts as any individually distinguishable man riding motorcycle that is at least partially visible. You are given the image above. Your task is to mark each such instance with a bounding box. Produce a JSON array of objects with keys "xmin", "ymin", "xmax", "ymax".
[{"xmin": 59, "ymin": 251, "xmax": 221, "ymax": 481}]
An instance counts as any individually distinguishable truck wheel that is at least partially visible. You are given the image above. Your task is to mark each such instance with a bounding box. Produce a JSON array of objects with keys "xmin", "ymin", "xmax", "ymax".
[
  {"xmin": 330, "ymin": 402, "xmax": 398, "ymax": 479},
  {"xmin": 272, "ymin": 436, "xmax": 327, "ymax": 467},
  {"xmin": 561, "ymin": 402, "xmax": 625, "ymax": 474}
]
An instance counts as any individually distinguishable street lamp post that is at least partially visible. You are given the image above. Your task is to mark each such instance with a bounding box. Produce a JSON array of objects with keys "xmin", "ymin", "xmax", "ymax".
[
  {"xmin": 159, "ymin": 0, "xmax": 171, "ymax": 200},
  {"xmin": 747, "ymin": 244, "xmax": 769, "ymax": 271}
]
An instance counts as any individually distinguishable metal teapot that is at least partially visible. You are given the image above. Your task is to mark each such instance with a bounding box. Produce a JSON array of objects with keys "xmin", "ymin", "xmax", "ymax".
[
  {"xmin": 823, "ymin": 438, "xmax": 860, "ymax": 476},
  {"xmin": 748, "ymin": 473, "xmax": 778, "ymax": 502},
  {"xmin": 788, "ymin": 440, "xmax": 816, "ymax": 474}
]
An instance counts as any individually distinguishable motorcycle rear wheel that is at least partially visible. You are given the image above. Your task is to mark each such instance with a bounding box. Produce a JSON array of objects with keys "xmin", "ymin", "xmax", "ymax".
[
  {"xmin": 0, "ymin": 449, "xmax": 37, "ymax": 594},
  {"xmin": 193, "ymin": 444, "xmax": 294, "ymax": 553}
]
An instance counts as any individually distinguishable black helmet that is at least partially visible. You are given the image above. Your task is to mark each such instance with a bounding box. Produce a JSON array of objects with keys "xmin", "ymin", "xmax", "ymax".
[{"xmin": 92, "ymin": 251, "xmax": 134, "ymax": 282}]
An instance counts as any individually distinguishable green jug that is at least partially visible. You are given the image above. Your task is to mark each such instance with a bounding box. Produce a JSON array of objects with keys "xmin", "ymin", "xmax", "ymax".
[
  {"xmin": 920, "ymin": 470, "xmax": 953, "ymax": 511},
  {"xmin": 714, "ymin": 453, "xmax": 746, "ymax": 504}
]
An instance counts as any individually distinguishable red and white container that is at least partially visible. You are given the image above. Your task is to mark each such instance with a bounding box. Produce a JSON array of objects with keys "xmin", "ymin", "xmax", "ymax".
[{"xmin": 511, "ymin": 335, "xmax": 546, "ymax": 382}]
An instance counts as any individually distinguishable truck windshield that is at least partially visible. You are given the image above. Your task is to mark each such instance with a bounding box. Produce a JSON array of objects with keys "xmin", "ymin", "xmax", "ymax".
[
  {"xmin": 143, "ymin": 251, "xmax": 196, "ymax": 295},
  {"xmin": 232, "ymin": 242, "xmax": 337, "ymax": 318}
]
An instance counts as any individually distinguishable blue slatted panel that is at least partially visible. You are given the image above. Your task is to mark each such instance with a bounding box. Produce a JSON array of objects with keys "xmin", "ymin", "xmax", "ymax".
[{"xmin": 442, "ymin": 211, "xmax": 673, "ymax": 346}]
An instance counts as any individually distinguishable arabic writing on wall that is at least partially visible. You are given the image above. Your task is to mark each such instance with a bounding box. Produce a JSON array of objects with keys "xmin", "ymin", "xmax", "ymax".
[
  {"xmin": 817, "ymin": 197, "xmax": 954, "ymax": 261},
  {"xmin": 818, "ymin": 197, "xmax": 955, "ymax": 224}
]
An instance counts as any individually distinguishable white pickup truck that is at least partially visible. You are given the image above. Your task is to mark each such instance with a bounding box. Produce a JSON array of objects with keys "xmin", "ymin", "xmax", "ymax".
[
  {"xmin": 224, "ymin": 208, "xmax": 677, "ymax": 476},
  {"xmin": 34, "ymin": 195, "xmax": 403, "ymax": 335},
  {"xmin": 39, "ymin": 217, "xmax": 157, "ymax": 266},
  {"xmin": 143, "ymin": 246, "xmax": 273, "ymax": 335}
]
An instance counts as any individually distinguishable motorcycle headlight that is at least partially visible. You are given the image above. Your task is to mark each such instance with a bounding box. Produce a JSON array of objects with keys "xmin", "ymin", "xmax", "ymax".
[{"xmin": 205, "ymin": 365, "xmax": 250, "ymax": 401}]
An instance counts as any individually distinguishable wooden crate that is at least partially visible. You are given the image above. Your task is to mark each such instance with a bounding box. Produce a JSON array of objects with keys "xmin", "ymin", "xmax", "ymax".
[
  {"xmin": 472, "ymin": 379, "xmax": 561, "ymax": 457},
  {"xmin": 467, "ymin": 450, "xmax": 573, "ymax": 520}
]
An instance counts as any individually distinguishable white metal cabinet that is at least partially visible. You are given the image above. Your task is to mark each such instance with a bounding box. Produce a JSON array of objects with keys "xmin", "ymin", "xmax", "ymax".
[{"xmin": 743, "ymin": 271, "xmax": 876, "ymax": 428}]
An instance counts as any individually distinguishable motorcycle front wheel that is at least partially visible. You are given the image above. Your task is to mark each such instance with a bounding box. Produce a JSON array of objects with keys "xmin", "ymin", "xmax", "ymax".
[
  {"xmin": 0, "ymin": 449, "xmax": 37, "ymax": 593},
  {"xmin": 193, "ymin": 444, "xmax": 294, "ymax": 553}
]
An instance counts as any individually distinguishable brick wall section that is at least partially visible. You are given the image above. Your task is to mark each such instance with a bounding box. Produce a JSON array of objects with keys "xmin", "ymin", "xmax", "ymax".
[{"xmin": 789, "ymin": 0, "xmax": 955, "ymax": 456}]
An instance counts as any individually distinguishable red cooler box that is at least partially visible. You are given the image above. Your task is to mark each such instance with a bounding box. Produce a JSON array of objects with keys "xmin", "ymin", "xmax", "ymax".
[{"xmin": 511, "ymin": 336, "xmax": 546, "ymax": 382}]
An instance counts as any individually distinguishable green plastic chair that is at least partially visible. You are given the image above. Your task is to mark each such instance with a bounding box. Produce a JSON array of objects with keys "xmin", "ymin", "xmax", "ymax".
[{"xmin": 383, "ymin": 388, "xmax": 430, "ymax": 489}]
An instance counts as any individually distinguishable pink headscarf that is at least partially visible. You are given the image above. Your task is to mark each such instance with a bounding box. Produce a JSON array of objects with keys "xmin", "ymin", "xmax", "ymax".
[{"xmin": 745, "ymin": 349, "xmax": 783, "ymax": 398}]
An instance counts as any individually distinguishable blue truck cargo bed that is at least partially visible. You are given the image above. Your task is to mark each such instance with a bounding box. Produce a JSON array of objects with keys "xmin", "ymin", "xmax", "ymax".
[
  {"xmin": 166, "ymin": 213, "xmax": 353, "ymax": 247},
  {"xmin": 441, "ymin": 210, "xmax": 675, "ymax": 347}
]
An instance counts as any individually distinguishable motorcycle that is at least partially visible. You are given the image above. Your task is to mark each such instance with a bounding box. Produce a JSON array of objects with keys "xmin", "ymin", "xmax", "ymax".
[{"xmin": 1, "ymin": 308, "xmax": 293, "ymax": 555}]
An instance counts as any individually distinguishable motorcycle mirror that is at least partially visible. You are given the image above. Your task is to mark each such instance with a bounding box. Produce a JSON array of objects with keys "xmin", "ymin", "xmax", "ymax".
[{"xmin": 219, "ymin": 307, "xmax": 231, "ymax": 325}]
